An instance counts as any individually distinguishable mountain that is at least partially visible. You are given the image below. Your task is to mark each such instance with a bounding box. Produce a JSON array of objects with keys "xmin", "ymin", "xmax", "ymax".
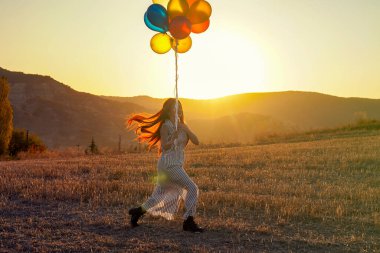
[
  {"xmin": 0, "ymin": 67, "xmax": 146, "ymax": 148},
  {"xmin": 105, "ymin": 93, "xmax": 380, "ymax": 129},
  {"xmin": 2, "ymin": 66, "xmax": 380, "ymax": 148}
]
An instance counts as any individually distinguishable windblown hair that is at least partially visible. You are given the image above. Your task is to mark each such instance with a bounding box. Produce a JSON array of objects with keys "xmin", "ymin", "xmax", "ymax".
[{"xmin": 127, "ymin": 98, "xmax": 184, "ymax": 153}]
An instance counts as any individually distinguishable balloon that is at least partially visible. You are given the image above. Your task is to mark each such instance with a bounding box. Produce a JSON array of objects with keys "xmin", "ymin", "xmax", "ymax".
[
  {"xmin": 144, "ymin": 12, "xmax": 167, "ymax": 33},
  {"xmin": 146, "ymin": 4, "xmax": 169, "ymax": 32},
  {"xmin": 191, "ymin": 19, "xmax": 209, "ymax": 33},
  {"xmin": 169, "ymin": 16, "xmax": 192, "ymax": 39},
  {"xmin": 172, "ymin": 36, "xmax": 192, "ymax": 53},
  {"xmin": 167, "ymin": 0, "xmax": 189, "ymax": 19},
  {"xmin": 186, "ymin": 0, "xmax": 198, "ymax": 7},
  {"xmin": 152, "ymin": 0, "xmax": 170, "ymax": 8},
  {"xmin": 187, "ymin": 0, "xmax": 212, "ymax": 24},
  {"xmin": 150, "ymin": 33, "xmax": 172, "ymax": 54},
  {"xmin": 144, "ymin": 0, "xmax": 212, "ymax": 54}
]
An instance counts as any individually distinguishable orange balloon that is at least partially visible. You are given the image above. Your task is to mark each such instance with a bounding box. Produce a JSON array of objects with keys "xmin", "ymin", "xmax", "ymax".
[
  {"xmin": 172, "ymin": 36, "xmax": 192, "ymax": 53},
  {"xmin": 167, "ymin": 0, "xmax": 189, "ymax": 19},
  {"xmin": 191, "ymin": 19, "xmax": 210, "ymax": 33},
  {"xmin": 187, "ymin": 0, "xmax": 212, "ymax": 24},
  {"xmin": 169, "ymin": 16, "xmax": 192, "ymax": 40},
  {"xmin": 150, "ymin": 33, "xmax": 172, "ymax": 54},
  {"xmin": 186, "ymin": 0, "xmax": 198, "ymax": 7},
  {"xmin": 152, "ymin": 0, "xmax": 170, "ymax": 8}
]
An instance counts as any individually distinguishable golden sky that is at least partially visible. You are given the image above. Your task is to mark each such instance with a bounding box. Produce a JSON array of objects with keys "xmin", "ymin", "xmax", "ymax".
[{"xmin": 0, "ymin": 0, "xmax": 379, "ymax": 99}]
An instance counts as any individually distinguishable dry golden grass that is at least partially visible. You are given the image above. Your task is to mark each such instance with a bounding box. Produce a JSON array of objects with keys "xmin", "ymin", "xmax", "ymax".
[{"xmin": 0, "ymin": 134, "xmax": 379, "ymax": 252}]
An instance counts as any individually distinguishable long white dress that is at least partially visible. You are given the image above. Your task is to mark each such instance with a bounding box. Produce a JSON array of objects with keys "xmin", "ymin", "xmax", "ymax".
[{"xmin": 141, "ymin": 120, "xmax": 199, "ymax": 220}]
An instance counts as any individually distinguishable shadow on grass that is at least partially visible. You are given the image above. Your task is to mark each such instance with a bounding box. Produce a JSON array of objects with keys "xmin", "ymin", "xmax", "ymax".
[{"xmin": 1, "ymin": 199, "xmax": 375, "ymax": 252}]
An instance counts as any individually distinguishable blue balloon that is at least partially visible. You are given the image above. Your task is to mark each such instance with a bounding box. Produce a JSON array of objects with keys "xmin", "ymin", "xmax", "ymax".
[
  {"xmin": 144, "ymin": 12, "xmax": 166, "ymax": 33},
  {"xmin": 145, "ymin": 4, "xmax": 168, "ymax": 33}
]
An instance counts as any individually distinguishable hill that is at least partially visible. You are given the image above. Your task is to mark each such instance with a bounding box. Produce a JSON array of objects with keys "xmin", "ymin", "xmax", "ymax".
[
  {"xmin": 105, "ymin": 92, "xmax": 380, "ymax": 143},
  {"xmin": 2, "ymin": 66, "xmax": 380, "ymax": 148},
  {"xmin": 105, "ymin": 92, "xmax": 380, "ymax": 129},
  {"xmin": 0, "ymin": 67, "xmax": 146, "ymax": 148}
]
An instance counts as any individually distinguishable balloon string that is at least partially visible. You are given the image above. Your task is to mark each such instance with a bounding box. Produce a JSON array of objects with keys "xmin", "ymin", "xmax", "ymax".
[{"xmin": 174, "ymin": 39, "xmax": 179, "ymax": 131}]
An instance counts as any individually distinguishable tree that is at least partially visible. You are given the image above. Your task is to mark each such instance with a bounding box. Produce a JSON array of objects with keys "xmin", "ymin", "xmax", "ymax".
[
  {"xmin": 86, "ymin": 137, "xmax": 99, "ymax": 155},
  {"xmin": 8, "ymin": 129, "xmax": 46, "ymax": 157},
  {"xmin": 0, "ymin": 77, "xmax": 13, "ymax": 155}
]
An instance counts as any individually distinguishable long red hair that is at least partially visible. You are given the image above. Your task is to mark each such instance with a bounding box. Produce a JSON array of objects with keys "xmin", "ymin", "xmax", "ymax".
[{"xmin": 127, "ymin": 98, "xmax": 184, "ymax": 152}]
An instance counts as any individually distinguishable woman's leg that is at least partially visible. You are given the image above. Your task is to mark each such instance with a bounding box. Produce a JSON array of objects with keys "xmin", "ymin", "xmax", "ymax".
[
  {"xmin": 140, "ymin": 169, "xmax": 183, "ymax": 220},
  {"xmin": 166, "ymin": 166, "xmax": 204, "ymax": 232},
  {"xmin": 141, "ymin": 170, "xmax": 177, "ymax": 211},
  {"xmin": 141, "ymin": 186, "xmax": 162, "ymax": 210},
  {"xmin": 166, "ymin": 166, "xmax": 199, "ymax": 219}
]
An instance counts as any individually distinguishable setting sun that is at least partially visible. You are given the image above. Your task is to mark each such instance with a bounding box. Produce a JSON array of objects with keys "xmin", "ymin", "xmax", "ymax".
[{"xmin": 170, "ymin": 28, "xmax": 267, "ymax": 99}]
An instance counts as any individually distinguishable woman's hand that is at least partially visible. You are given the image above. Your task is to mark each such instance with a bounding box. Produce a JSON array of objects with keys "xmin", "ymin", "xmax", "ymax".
[
  {"xmin": 171, "ymin": 130, "xmax": 179, "ymax": 140},
  {"xmin": 161, "ymin": 124, "xmax": 178, "ymax": 150}
]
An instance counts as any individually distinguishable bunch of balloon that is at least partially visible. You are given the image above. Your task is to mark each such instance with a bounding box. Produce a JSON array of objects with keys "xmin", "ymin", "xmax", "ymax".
[
  {"xmin": 144, "ymin": 0, "xmax": 212, "ymax": 130},
  {"xmin": 144, "ymin": 0, "xmax": 212, "ymax": 54}
]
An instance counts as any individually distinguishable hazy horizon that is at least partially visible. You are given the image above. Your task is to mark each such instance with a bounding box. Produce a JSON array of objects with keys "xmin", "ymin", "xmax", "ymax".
[
  {"xmin": 2, "ymin": 64, "xmax": 380, "ymax": 100},
  {"xmin": 3, "ymin": 65, "xmax": 380, "ymax": 100}
]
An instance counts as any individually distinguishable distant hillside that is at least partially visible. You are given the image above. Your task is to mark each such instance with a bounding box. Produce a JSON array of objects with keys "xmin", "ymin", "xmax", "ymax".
[
  {"xmin": 105, "ymin": 92, "xmax": 380, "ymax": 129},
  {"xmin": 2, "ymin": 66, "xmax": 380, "ymax": 148},
  {"xmin": 188, "ymin": 112, "xmax": 292, "ymax": 144},
  {"xmin": 103, "ymin": 95, "xmax": 164, "ymax": 114},
  {"xmin": 104, "ymin": 92, "xmax": 380, "ymax": 143},
  {"xmin": 255, "ymin": 119, "xmax": 380, "ymax": 146},
  {"xmin": 0, "ymin": 67, "xmax": 146, "ymax": 148}
]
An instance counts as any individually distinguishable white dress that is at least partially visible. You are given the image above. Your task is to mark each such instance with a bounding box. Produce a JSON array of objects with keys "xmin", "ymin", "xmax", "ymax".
[{"xmin": 141, "ymin": 120, "xmax": 199, "ymax": 220}]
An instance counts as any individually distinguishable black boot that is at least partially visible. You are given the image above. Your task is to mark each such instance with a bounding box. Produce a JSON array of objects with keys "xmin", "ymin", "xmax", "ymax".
[
  {"xmin": 183, "ymin": 216, "xmax": 204, "ymax": 233},
  {"xmin": 128, "ymin": 206, "xmax": 146, "ymax": 227}
]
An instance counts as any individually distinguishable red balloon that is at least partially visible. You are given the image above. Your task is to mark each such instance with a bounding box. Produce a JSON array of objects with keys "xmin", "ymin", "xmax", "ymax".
[{"xmin": 169, "ymin": 16, "xmax": 192, "ymax": 40}]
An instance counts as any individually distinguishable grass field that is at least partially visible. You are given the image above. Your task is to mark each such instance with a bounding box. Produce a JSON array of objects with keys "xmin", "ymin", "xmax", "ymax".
[{"xmin": 0, "ymin": 133, "xmax": 379, "ymax": 252}]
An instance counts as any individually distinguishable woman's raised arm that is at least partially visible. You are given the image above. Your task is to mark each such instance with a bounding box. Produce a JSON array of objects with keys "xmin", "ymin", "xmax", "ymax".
[{"xmin": 180, "ymin": 123, "xmax": 199, "ymax": 145}]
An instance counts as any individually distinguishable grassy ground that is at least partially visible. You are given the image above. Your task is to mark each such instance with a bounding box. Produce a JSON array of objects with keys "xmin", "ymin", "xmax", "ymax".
[{"xmin": 0, "ymin": 134, "xmax": 379, "ymax": 252}]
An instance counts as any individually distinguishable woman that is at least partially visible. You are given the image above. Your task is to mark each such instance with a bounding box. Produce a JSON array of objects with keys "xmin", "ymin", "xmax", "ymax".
[{"xmin": 127, "ymin": 98, "xmax": 203, "ymax": 233}]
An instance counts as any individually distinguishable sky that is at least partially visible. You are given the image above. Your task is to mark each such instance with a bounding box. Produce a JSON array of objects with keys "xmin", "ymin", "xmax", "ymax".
[{"xmin": 0, "ymin": 0, "xmax": 379, "ymax": 99}]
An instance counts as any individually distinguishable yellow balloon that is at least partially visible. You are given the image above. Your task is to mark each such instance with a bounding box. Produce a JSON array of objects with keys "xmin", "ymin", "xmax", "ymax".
[
  {"xmin": 188, "ymin": 0, "xmax": 212, "ymax": 24},
  {"xmin": 172, "ymin": 36, "xmax": 192, "ymax": 53},
  {"xmin": 167, "ymin": 0, "xmax": 189, "ymax": 19},
  {"xmin": 150, "ymin": 33, "xmax": 172, "ymax": 54},
  {"xmin": 152, "ymin": 0, "xmax": 170, "ymax": 8}
]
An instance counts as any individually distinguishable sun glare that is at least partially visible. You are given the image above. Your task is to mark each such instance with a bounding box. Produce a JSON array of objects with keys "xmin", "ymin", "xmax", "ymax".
[{"xmin": 174, "ymin": 28, "xmax": 267, "ymax": 99}]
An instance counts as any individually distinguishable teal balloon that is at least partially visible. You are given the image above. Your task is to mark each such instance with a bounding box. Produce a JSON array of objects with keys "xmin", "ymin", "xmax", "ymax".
[
  {"xmin": 145, "ymin": 4, "xmax": 169, "ymax": 33},
  {"xmin": 144, "ymin": 12, "xmax": 166, "ymax": 33}
]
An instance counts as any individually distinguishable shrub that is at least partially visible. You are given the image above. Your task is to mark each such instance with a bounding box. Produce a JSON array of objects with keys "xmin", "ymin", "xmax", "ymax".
[{"xmin": 8, "ymin": 129, "xmax": 46, "ymax": 157}]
